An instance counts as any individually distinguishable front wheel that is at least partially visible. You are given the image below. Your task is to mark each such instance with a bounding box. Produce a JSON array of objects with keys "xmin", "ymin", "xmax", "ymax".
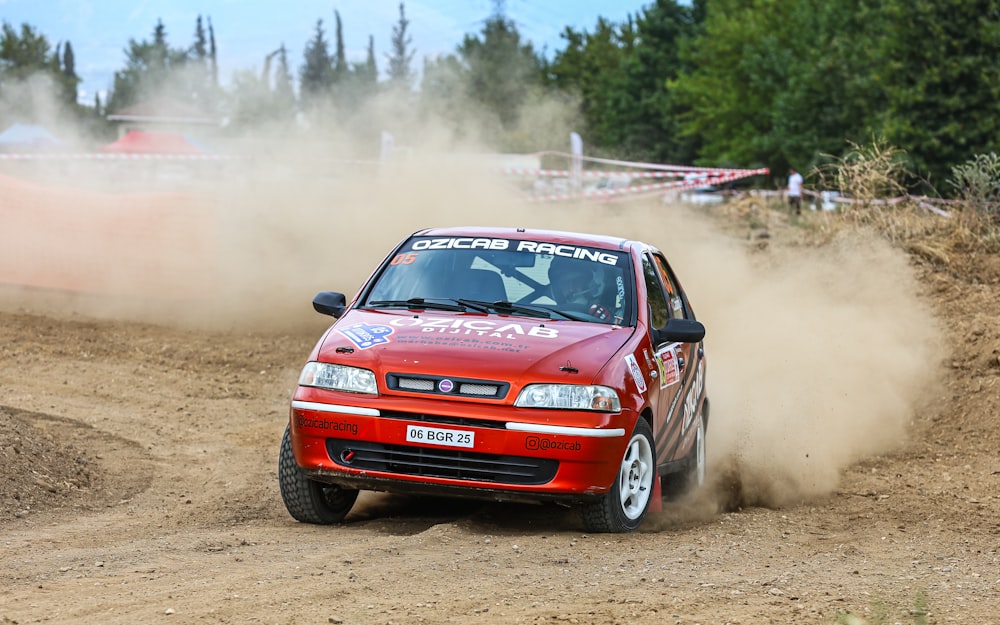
[
  {"xmin": 278, "ymin": 425, "xmax": 359, "ymax": 524},
  {"xmin": 581, "ymin": 419, "xmax": 655, "ymax": 533}
]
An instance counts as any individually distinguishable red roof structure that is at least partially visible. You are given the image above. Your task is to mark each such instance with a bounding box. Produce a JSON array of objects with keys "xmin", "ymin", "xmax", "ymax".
[{"xmin": 100, "ymin": 130, "xmax": 209, "ymax": 154}]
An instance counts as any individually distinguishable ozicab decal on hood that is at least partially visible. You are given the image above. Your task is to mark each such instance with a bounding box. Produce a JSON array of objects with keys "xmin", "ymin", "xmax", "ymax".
[
  {"xmin": 389, "ymin": 316, "xmax": 559, "ymax": 339},
  {"xmin": 336, "ymin": 322, "xmax": 395, "ymax": 349}
]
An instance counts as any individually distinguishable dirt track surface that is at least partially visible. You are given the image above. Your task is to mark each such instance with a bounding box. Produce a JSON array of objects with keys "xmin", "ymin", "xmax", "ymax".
[{"xmin": 2, "ymin": 206, "xmax": 999, "ymax": 625}]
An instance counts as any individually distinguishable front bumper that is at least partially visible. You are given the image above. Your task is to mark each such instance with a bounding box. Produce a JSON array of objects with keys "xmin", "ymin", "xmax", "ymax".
[{"xmin": 288, "ymin": 390, "xmax": 634, "ymax": 501}]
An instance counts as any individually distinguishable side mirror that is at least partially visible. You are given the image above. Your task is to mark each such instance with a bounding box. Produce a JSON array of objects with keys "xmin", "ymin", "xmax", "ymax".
[
  {"xmin": 312, "ymin": 291, "xmax": 347, "ymax": 318},
  {"xmin": 653, "ymin": 317, "xmax": 705, "ymax": 345}
]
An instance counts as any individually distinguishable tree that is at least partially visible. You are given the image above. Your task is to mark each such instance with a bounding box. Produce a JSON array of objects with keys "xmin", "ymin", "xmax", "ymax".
[
  {"xmin": 61, "ymin": 40, "xmax": 79, "ymax": 104},
  {"xmin": 230, "ymin": 42, "xmax": 296, "ymax": 130},
  {"xmin": 273, "ymin": 44, "xmax": 296, "ymax": 111},
  {"xmin": 0, "ymin": 22, "xmax": 81, "ymax": 113},
  {"xmin": 456, "ymin": 15, "xmax": 543, "ymax": 129},
  {"xmin": 618, "ymin": 0, "xmax": 701, "ymax": 163},
  {"xmin": 106, "ymin": 19, "xmax": 189, "ymax": 113},
  {"xmin": 333, "ymin": 10, "xmax": 348, "ymax": 82},
  {"xmin": 362, "ymin": 35, "xmax": 378, "ymax": 84},
  {"xmin": 186, "ymin": 15, "xmax": 218, "ymax": 110},
  {"xmin": 873, "ymin": 0, "xmax": 1000, "ymax": 189},
  {"xmin": 547, "ymin": 17, "xmax": 636, "ymax": 154},
  {"xmin": 386, "ymin": 2, "xmax": 415, "ymax": 89},
  {"xmin": 300, "ymin": 19, "xmax": 334, "ymax": 100},
  {"xmin": 192, "ymin": 16, "xmax": 208, "ymax": 63},
  {"xmin": 208, "ymin": 17, "xmax": 218, "ymax": 88},
  {"xmin": 0, "ymin": 21, "xmax": 52, "ymax": 83}
]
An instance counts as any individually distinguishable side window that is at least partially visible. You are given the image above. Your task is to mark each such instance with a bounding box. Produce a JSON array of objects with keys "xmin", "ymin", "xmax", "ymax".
[
  {"xmin": 642, "ymin": 256, "xmax": 670, "ymax": 329},
  {"xmin": 653, "ymin": 254, "xmax": 686, "ymax": 320}
]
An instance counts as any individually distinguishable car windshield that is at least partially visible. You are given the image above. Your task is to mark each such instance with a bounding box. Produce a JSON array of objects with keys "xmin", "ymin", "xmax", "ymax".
[{"xmin": 362, "ymin": 236, "xmax": 634, "ymax": 325}]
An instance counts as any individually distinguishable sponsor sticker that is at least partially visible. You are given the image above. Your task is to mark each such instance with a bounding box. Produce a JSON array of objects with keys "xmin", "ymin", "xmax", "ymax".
[
  {"xmin": 625, "ymin": 354, "xmax": 647, "ymax": 394},
  {"xmin": 294, "ymin": 415, "xmax": 359, "ymax": 436},
  {"xmin": 682, "ymin": 358, "xmax": 706, "ymax": 435},
  {"xmin": 525, "ymin": 436, "xmax": 581, "ymax": 451},
  {"xmin": 336, "ymin": 322, "xmax": 394, "ymax": 349},
  {"xmin": 656, "ymin": 345, "xmax": 681, "ymax": 388}
]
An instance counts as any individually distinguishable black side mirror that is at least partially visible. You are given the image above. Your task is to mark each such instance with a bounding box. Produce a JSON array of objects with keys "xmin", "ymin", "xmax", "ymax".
[
  {"xmin": 653, "ymin": 317, "xmax": 705, "ymax": 345},
  {"xmin": 312, "ymin": 291, "xmax": 347, "ymax": 318}
]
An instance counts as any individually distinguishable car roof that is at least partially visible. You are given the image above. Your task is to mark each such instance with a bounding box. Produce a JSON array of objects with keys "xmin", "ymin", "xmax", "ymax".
[{"xmin": 412, "ymin": 226, "xmax": 645, "ymax": 253}]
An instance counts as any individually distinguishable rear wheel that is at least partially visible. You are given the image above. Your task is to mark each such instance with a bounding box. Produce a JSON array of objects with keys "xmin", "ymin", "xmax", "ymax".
[
  {"xmin": 581, "ymin": 419, "xmax": 655, "ymax": 533},
  {"xmin": 278, "ymin": 425, "xmax": 359, "ymax": 524}
]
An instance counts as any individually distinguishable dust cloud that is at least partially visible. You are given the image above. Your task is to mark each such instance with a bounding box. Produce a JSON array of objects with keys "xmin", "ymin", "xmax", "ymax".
[
  {"xmin": 0, "ymin": 77, "xmax": 943, "ymax": 513},
  {"xmin": 612, "ymin": 207, "xmax": 944, "ymax": 513}
]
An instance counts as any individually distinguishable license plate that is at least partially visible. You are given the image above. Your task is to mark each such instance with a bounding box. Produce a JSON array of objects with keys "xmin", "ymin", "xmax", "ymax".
[{"xmin": 406, "ymin": 424, "xmax": 475, "ymax": 449}]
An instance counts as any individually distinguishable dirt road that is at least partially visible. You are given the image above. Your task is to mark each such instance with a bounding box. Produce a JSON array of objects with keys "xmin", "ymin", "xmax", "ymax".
[{"xmin": 2, "ymin": 203, "xmax": 998, "ymax": 625}]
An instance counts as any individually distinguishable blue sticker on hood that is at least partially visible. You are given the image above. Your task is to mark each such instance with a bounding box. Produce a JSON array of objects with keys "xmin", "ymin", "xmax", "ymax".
[{"xmin": 337, "ymin": 322, "xmax": 394, "ymax": 349}]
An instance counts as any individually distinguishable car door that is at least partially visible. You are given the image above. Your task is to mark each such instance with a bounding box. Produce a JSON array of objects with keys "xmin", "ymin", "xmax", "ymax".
[{"xmin": 641, "ymin": 252, "xmax": 697, "ymax": 467}]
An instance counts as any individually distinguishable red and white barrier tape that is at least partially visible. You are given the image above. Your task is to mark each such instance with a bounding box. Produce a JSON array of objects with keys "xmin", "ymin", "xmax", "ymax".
[
  {"xmin": 0, "ymin": 152, "xmax": 228, "ymax": 161},
  {"xmin": 535, "ymin": 150, "xmax": 769, "ymax": 176},
  {"xmin": 528, "ymin": 169, "xmax": 760, "ymax": 203},
  {"xmin": 501, "ymin": 168, "xmax": 762, "ymax": 179}
]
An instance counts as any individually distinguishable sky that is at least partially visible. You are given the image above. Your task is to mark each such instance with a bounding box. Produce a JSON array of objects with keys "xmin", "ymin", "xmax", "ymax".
[{"xmin": 0, "ymin": 0, "xmax": 653, "ymax": 102}]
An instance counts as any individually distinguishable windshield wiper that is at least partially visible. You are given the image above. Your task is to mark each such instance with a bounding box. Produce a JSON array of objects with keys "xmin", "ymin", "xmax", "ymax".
[
  {"xmin": 367, "ymin": 298, "xmax": 586, "ymax": 320},
  {"xmin": 488, "ymin": 301, "xmax": 587, "ymax": 322},
  {"xmin": 450, "ymin": 299, "xmax": 493, "ymax": 313},
  {"xmin": 367, "ymin": 298, "xmax": 467, "ymax": 312}
]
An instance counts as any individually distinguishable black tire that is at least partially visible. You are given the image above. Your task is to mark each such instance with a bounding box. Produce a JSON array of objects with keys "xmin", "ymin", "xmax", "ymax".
[
  {"xmin": 278, "ymin": 425, "xmax": 359, "ymax": 524},
  {"xmin": 581, "ymin": 419, "xmax": 655, "ymax": 533},
  {"xmin": 662, "ymin": 413, "xmax": 707, "ymax": 499}
]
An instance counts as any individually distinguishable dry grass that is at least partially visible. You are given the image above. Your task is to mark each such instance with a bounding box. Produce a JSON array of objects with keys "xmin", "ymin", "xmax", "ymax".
[{"xmin": 799, "ymin": 139, "xmax": 1000, "ymax": 273}]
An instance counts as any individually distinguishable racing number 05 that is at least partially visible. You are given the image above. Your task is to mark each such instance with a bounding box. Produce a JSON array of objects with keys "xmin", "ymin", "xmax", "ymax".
[{"xmin": 391, "ymin": 253, "xmax": 418, "ymax": 265}]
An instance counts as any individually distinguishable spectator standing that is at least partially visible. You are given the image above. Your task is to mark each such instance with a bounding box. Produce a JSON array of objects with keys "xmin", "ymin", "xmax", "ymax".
[{"xmin": 787, "ymin": 168, "xmax": 804, "ymax": 215}]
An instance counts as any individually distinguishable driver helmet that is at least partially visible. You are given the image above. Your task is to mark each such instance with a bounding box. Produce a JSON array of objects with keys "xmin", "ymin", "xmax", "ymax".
[{"xmin": 549, "ymin": 257, "xmax": 602, "ymax": 307}]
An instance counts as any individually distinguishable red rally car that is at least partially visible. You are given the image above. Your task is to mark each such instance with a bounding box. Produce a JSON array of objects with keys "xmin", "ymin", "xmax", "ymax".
[{"xmin": 278, "ymin": 227, "xmax": 708, "ymax": 533}]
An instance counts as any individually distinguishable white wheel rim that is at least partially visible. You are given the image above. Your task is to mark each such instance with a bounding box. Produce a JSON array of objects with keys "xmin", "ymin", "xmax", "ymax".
[{"xmin": 618, "ymin": 432, "xmax": 653, "ymax": 520}]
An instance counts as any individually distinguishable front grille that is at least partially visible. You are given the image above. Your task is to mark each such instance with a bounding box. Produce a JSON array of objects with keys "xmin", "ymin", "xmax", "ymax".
[
  {"xmin": 459, "ymin": 382, "xmax": 497, "ymax": 396},
  {"xmin": 378, "ymin": 411, "xmax": 508, "ymax": 430},
  {"xmin": 398, "ymin": 378, "xmax": 434, "ymax": 391},
  {"xmin": 386, "ymin": 373, "xmax": 509, "ymax": 399},
  {"xmin": 326, "ymin": 438, "xmax": 558, "ymax": 485}
]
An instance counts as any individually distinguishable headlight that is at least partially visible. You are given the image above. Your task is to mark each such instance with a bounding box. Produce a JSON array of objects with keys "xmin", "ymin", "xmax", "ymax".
[
  {"xmin": 514, "ymin": 384, "xmax": 620, "ymax": 412},
  {"xmin": 298, "ymin": 362, "xmax": 378, "ymax": 395}
]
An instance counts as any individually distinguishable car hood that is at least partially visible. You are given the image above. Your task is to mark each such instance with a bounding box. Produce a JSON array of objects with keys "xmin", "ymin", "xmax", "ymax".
[{"xmin": 316, "ymin": 309, "xmax": 634, "ymax": 384}]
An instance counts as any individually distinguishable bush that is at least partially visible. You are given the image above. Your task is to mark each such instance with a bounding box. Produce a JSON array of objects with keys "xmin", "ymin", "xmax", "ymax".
[{"xmin": 949, "ymin": 152, "xmax": 1000, "ymax": 217}]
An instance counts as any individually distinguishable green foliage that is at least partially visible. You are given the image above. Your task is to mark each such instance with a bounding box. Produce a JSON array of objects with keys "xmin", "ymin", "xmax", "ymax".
[
  {"xmin": 412, "ymin": 12, "xmax": 544, "ymax": 150},
  {"xmin": 386, "ymin": 2, "xmax": 415, "ymax": 90},
  {"xmin": 456, "ymin": 16, "xmax": 543, "ymax": 131},
  {"xmin": 0, "ymin": 21, "xmax": 51, "ymax": 80},
  {"xmin": 229, "ymin": 44, "xmax": 296, "ymax": 130},
  {"xmin": 547, "ymin": 0, "xmax": 701, "ymax": 162},
  {"xmin": 105, "ymin": 18, "xmax": 216, "ymax": 114},
  {"xmin": 874, "ymin": 0, "xmax": 1000, "ymax": 190},
  {"xmin": 950, "ymin": 152, "xmax": 1000, "ymax": 216},
  {"xmin": 299, "ymin": 19, "xmax": 334, "ymax": 99},
  {"xmin": 547, "ymin": 17, "xmax": 635, "ymax": 151},
  {"xmin": 333, "ymin": 11, "xmax": 348, "ymax": 82},
  {"xmin": 0, "ymin": 21, "xmax": 82, "ymax": 116},
  {"xmin": 8, "ymin": 0, "xmax": 1000, "ymax": 189}
]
